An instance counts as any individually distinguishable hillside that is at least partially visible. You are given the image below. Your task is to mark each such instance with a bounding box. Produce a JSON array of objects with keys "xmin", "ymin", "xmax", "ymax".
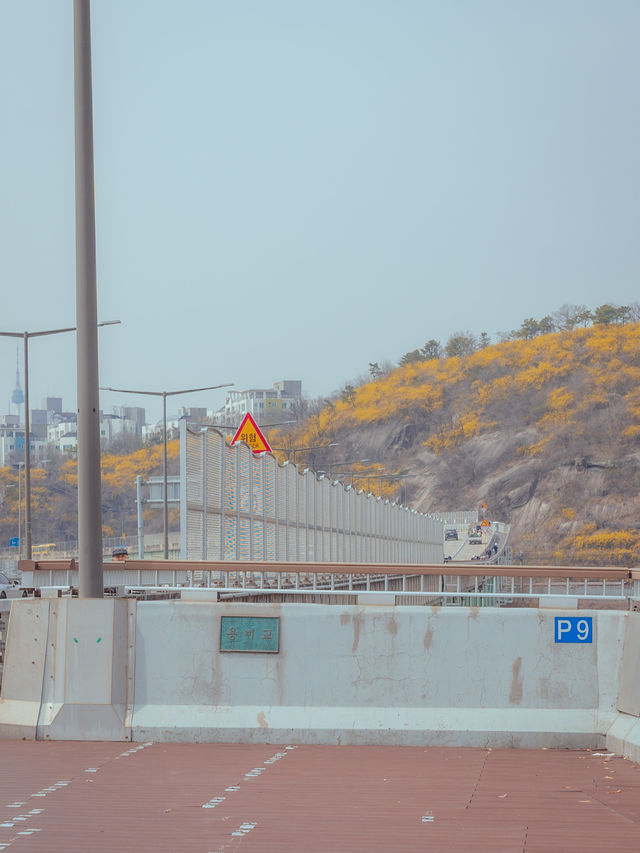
[
  {"xmin": 270, "ymin": 322, "xmax": 640, "ymax": 567},
  {"xmin": 0, "ymin": 442, "xmax": 180, "ymax": 549}
]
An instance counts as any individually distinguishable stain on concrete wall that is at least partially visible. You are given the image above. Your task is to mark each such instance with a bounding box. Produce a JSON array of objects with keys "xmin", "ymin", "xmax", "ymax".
[{"xmin": 510, "ymin": 657, "xmax": 523, "ymax": 705}]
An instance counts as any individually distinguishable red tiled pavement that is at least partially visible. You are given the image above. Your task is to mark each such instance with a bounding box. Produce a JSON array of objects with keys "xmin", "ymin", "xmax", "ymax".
[{"xmin": 1, "ymin": 742, "xmax": 639, "ymax": 852}]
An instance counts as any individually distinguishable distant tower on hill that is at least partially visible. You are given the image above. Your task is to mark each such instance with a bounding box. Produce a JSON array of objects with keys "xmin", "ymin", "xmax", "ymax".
[{"xmin": 10, "ymin": 346, "xmax": 24, "ymax": 420}]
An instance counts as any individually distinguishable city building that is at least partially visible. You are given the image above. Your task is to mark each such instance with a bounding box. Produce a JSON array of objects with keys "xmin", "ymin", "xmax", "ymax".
[
  {"xmin": 0, "ymin": 425, "xmax": 42, "ymax": 466},
  {"xmin": 142, "ymin": 410, "xmax": 191, "ymax": 444},
  {"xmin": 0, "ymin": 392, "xmax": 148, "ymax": 456},
  {"xmin": 112, "ymin": 406, "xmax": 146, "ymax": 435},
  {"xmin": 1, "ymin": 375, "xmax": 304, "ymax": 456},
  {"xmin": 212, "ymin": 380, "xmax": 302, "ymax": 426},
  {"xmin": 47, "ymin": 407, "xmax": 147, "ymax": 453},
  {"xmin": 47, "ymin": 417, "xmax": 80, "ymax": 453}
]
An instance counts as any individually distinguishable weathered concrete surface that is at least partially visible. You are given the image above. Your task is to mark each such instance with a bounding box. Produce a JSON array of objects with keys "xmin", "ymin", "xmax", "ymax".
[
  {"xmin": 607, "ymin": 713, "xmax": 640, "ymax": 763},
  {"xmin": 0, "ymin": 598, "xmax": 133, "ymax": 741},
  {"xmin": 618, "ymin": 612, "xmax": 640, "ymax": 716},
  {"xmin": 2, "ymin": 599, "xmax": 639, "ymax": 756},
  {"xmin": 0, "ymin": 599, "xmax": 48, "ymax": 739},
  {"xmin": 131, "ymin": 602, "xmax": 625, "ymax": 748},
  {"xmin": 608, "ymin": 612, "xmax": 640, "ymax": 761}
]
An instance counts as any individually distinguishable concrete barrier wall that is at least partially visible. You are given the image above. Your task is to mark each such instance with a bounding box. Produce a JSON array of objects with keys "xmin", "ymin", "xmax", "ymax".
[
  {"xmin": 0, "ymin": 599, "xmax": 49, "ymax": 740},
  {"xmin": 607, "ymin": 612, "xmax": 640, "ymax": 762},
  {"xmin": 131, "ymin": 603, "xmax": 627, "ymax": 748},
  {"xmin": 2, "ymin": 599, "xmax": 640, "ymax": 757},
  {"xmin": 0, "ymin": 598, "xmax": 133, "ymax": 741}
]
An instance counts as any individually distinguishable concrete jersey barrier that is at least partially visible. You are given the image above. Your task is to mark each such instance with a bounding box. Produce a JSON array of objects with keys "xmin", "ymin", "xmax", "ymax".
[{"xmin": 0, "ymin": 599, "xmax": 639, "ymax": 759}]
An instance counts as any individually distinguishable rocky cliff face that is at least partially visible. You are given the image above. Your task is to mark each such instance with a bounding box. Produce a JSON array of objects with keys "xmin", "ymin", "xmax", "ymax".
[
  {"xmin": 401, "ymin": 435, "xmax": 640, "ymax": 565},
  {"xmin": 279, "ymin": 324, "xmax": 640, "ymax": 566}
]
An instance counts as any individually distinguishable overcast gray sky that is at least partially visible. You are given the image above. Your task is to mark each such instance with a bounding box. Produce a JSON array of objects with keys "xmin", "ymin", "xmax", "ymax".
[{"xmin": 1, "ymin": 1, "xmax": 638, "ymax": 424}]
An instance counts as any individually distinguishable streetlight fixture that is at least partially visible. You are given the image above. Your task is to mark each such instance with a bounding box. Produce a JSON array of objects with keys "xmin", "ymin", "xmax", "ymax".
[
  {"xmin": 272, "ymin": 442, "xmax": 340, "ymax": 463},
  {"xmin": 101, "ymin": 383, "xmax": 233, "ymax": 559},
  {"xmin": 211, "ymin": 420, "xmax": 297, "ymax": 431},
  {"xmin": 319, "ymin": 467, "xmax": 412, "ymax": 498},
  {"xmin": 0, "ymin": 320, "xmax": 120, "ymax": 559},
  {"xmin": 360, "ymin": 472, "xmax": 412, "ymax": 499},
  {"xmin": 318, "ymin": 458, "xmax": 371, "ymax": 479}
]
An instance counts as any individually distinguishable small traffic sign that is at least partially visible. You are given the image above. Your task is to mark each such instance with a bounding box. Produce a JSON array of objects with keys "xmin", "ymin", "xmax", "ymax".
[
  {"xmin": 9, "ymin": 537, "xmax": 19, "ymax": 548},
  {"xmin": 231, "ymin": 413, "xmax": 272, "ymax": 454},
  {"xmin": 555, "ymin": 616, "xmax": 593, "ymax": 643}
]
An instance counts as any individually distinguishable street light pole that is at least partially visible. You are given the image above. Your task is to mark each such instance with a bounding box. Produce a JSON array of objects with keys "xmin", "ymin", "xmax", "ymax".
[
  {"xmin": 101, "ymin": 383, "xmax": 233, "ymax": 559},
  {"xmin": 136, "ymin": 475, "xmax": 144, "ymax": 559},
  {"xmin": 163, "ymin": 391, "xmax": 168, "ymax": 559},
  {"xmin": 23, "ymin": 331, "xmax": 30, "ymax": 557},
  {"xmin": 74, "ymin": 0, "xmax": 103, "ymax": 598},
  {"xmin": 16, "ymin": 462, "xmax": 24, "ymax": 559},
  {"xmin": 18, "ymin": 466, "xmax": 21, "ymax": 559}
]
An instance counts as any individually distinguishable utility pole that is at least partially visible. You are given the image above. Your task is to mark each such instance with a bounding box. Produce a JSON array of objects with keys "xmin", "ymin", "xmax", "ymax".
[{"xmin": 74, "ymin": 0, "xmax": 103, "ymax": 597}]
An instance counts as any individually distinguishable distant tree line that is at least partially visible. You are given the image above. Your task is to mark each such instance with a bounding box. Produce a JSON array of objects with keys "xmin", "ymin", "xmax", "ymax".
[
  {"xmin": 391, "ymin": 303, "xmax": 640, "ymax": 374},
  {"xmin": 294, "ymin": 302, "xmax": 640, "ymax": 422}
]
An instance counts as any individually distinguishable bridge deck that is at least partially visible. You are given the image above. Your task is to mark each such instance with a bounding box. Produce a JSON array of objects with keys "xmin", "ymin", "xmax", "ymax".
[{"xmin": 2, "ymin": 741, "xmax": 639, "ymax": 851}]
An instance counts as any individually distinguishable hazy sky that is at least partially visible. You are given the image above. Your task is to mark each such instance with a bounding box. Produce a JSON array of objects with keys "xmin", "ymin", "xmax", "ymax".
[{"xmin": 1, "ymin": 1, "xmax": 639, "ymax": 424}]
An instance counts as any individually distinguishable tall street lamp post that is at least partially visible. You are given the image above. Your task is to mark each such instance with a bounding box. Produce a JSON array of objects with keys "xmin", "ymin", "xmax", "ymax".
[
  {"xmin": 74, "ymin": 0, "xmax": 102, "ymax": 598},
  {"xmin": 0, "ymin": 321, "xmax": 119, "ymax": 559},
  {"xmin": 101, "ymin": 383, "xmax": 233, "ymax": 559},
  {"xmin": 12, "ymin": 462, "xmax": 25, "ymax": 559}
]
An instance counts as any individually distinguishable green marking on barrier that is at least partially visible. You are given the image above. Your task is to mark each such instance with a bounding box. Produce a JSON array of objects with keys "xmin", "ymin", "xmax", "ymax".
[
  {"xmin": 73, "ymin": 638, "xmax": 78, "ymax": 644},
  {"xmin": 220, "ymin": 616, "xmax": 280, "ymax": 653},
  {"xmin": 96, "ymin": 637, "xmax": 102, "ymax": 643}
]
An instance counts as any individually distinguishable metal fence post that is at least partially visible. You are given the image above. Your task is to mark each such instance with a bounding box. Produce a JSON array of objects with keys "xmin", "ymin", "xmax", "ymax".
[
  {"xmin": 219, "ymin": 431, "xmax": 226, "ymax": 561},
  {"xmin": 201, "ymin": 428, "xmax": 207, "ymax": 560}
]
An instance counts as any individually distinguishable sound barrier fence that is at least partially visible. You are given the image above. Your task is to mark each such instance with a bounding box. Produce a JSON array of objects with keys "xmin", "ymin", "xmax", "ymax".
[{"xmin": 179, "ymin": 422, "xmax": 443, "ymax": 563}]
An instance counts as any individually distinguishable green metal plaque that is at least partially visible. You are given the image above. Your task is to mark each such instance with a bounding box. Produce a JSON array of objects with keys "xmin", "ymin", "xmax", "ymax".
[{"xmin": 220, "ymin": 616, "xmax": 280, "ymax": 653}]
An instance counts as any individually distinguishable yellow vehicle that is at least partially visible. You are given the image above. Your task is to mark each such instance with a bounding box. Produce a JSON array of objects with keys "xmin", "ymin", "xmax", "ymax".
[{"xmin": 31, "ymin": 543, "xmax": 57, "ymax": 557}]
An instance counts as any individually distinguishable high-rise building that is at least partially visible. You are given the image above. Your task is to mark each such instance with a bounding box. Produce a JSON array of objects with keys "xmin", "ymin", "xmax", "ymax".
[{"xmin": 45, "ymin": 397, "xmax": 62, "ymax": 414}]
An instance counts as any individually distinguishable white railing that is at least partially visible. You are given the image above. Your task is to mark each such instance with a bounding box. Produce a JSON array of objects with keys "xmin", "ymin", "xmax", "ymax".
[{"xmin": 19, "ymin": 559, "xmax": 636, "ymax": 607}]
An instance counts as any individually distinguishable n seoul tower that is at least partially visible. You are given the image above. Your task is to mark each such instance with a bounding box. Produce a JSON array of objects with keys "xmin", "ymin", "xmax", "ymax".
[{"xmin": 10, "ymin": 345, "xmax": 24, "ymax": 419}]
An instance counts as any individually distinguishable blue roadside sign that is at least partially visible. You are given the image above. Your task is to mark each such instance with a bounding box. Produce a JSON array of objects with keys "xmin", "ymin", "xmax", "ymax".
[
  {"xmin": 554, "ymin": 616, "xmax": 593, "ymax": 643},
  {"xmin": 9, "ymin": 537, "xmax": 19, "ymax": 548}
]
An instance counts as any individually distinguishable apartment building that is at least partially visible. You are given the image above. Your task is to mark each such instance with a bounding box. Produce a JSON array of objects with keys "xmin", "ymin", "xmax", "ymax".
[{"xmin": 212, "ymin": 380, "xmax": 302, "ymax": 426}]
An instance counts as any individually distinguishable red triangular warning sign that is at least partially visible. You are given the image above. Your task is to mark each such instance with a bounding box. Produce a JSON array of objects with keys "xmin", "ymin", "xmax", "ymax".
[{"xmin": 230, "ymin": 413, "xmax": 272, "ymax": 453}]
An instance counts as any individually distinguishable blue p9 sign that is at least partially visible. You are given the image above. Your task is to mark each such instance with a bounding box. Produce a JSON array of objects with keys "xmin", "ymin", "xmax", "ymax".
[{"xmin": 555, "ymin": 616, "xmax": 593, "ymax": 643}]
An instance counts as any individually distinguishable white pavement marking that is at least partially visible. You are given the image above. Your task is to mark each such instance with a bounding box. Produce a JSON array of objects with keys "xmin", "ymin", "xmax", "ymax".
[
  {"xmin": 202, "ymin": 746, "xmax": 297, "ymax": 850},
  {"xmin": 232, "ymin": 821, "xmax": 257, "ymax": 837},
  {"xmin": 116, "ymin": 742, "xmax": 154, "ymax": 759}
]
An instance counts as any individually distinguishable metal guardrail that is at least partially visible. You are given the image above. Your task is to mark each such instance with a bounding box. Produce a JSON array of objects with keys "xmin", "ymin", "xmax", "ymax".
[
  {"xmin": 17, "ymin": 560, "xmax": 637, "ymax": 606},
  {"xmin": 0, "ymin": 535, "xmax": 181, "ymax": 563}
]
